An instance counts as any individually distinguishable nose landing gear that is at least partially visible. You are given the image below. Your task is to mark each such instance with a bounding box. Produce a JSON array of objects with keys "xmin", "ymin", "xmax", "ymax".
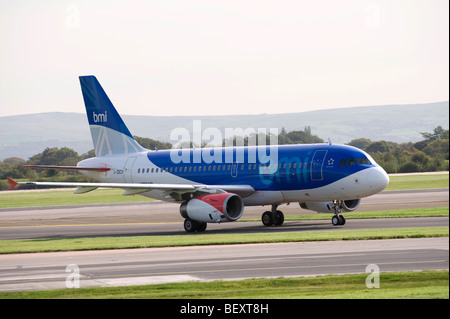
[{"xmin": 331, "ymin": 200, "xmax": 346, "ymax": 226}]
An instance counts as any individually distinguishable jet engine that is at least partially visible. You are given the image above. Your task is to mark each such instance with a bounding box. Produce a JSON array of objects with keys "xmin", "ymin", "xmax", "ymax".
[
  {"xmin": 299, "ymin": 199, "xmax": 361, "ymax": 213},
  {"xmin": 180, "ymin": 193, "xmax": 244, "ymax": 223}
]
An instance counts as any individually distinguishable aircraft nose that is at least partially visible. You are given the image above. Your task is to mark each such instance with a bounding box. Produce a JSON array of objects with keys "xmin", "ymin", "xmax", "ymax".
[{"xmin": 367, "ymin": 167, "xmax": 390, "ymax": 193}]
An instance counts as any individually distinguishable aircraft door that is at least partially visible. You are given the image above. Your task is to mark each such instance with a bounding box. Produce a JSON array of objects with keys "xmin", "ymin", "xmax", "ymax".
[
  {"xmin": 231, "ymin": 162, "xmax": 238, "ymax": 178},
  {"xmin": 311, "ymin": 150, "xmax": 327, "ymax": 181},
  {"xmin": 124, "ymin": 156, "xmax": 137, "ymax": 183}
]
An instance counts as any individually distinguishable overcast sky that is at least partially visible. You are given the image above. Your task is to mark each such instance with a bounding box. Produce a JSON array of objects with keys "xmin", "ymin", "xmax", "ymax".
[{"xmin": 0, "ymin": 0, "xmax": 448, "ymax": 117}]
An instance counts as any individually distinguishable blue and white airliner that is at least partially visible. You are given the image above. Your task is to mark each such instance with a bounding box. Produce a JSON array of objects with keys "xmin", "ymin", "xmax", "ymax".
[{"xmin": 8, "ymin": 76, "xmax": 389, "ymax": 232}]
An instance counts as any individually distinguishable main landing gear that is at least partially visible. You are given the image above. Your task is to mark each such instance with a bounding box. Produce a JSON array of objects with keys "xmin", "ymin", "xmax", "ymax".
[
  {"xmin": 331, "ymin": 200, "xmax": 346, "ymax": 226},
  {"xmin": 184, "ymin": 219, "xmax": 207, "ymax": 232},
  {"xmin": 261, "ymin": 205, "xmax": 285, "ymax": 227}
]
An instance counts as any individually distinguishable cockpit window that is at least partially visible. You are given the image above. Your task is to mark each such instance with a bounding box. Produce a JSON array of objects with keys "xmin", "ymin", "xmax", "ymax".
[
  {"xmin": 356, "ymin": 157, "xmax": 372, "ymax": 165},
  {"xmin": 338, "ymin": 159, "xmax": 347, "ymax": 167},
  {"xmin": 339, "ymin": 155, "xmax": 373, "ymax": 168},
  {"xmin": 346, "ymin": 158, "xmax": 356, "ymax": 166}
]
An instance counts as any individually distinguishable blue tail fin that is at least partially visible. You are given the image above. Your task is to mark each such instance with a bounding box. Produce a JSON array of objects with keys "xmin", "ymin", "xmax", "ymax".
[{"xmin": 79, "ymin": 76, "xmax": 145, "ymax": 156}]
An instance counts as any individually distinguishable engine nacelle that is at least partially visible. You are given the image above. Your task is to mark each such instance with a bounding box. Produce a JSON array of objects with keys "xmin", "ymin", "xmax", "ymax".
[
  {"xmin": 180, "ymin": 193, "xmax": 244, "ymax": 223},
  {"xmin": 299, "ymin": 199, "xmax": 361, "ymax": 213}
]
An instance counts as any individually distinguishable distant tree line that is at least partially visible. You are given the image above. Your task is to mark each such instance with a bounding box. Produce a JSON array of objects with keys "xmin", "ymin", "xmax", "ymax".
[
  {"xmin": 0, "ymin": 126, "xmax": 448, "ymax": 190},
  {"xmin": 347, "ymin": 126, "xmax": 449, "ymax": 173}
]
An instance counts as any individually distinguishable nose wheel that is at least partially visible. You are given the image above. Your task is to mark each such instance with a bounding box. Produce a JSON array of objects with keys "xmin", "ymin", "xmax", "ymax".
[
  {"xmin": 332, "ymin": 214, "xmax": 346, "ymax": 226},
  {"xmin": 331, "ymin": 200, "xmax": 346, "ymax": 226}
]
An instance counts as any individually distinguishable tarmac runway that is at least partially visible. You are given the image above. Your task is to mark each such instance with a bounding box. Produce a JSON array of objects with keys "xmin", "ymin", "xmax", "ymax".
[
  {"xmin": 0, "ymin": 238, "xmax": 448, "ymax": 292},
  {"xmin": 0, "ymin": 188, "xmax": 448, "ymax": 292},
  {"xmin": 0, "ymin": 189, "xmax": 448, "ymax": 239}
]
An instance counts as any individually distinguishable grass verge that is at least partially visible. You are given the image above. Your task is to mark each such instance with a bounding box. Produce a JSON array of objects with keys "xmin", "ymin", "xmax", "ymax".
[
  {"xmin": 0, "ymin": 270, "xmax": 447, "ymax": 299},
  {"xmin": 386, "ymin": 173, "xmax": 448, "ymax": 191},
  {"xmin": 0, "ymin": 227, "xmax": 448, "ymax": 254},
  {"xmin": 0, "ymin": 188, "xmax": 152, "ymax": 208}
]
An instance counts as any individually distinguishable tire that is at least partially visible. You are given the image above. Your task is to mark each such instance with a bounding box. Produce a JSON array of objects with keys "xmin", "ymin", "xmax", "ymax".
[
  {"xmin": 332, "ymin": 215, "xmax": 340, "ymax": 226},
  {"xmin": 184, "ymin": 219, "xmax": 197, "ymax": 232},
  {"xmin": 197, "ymin": 222, "xmax": 207, "ymax": 232},
  {"xmin": 274, "ymin": 211, "xmax": 284, "ymax": 226},
  {"xmin": 262, "ymin": 211, "xmax": 274, "ymax": 226}
]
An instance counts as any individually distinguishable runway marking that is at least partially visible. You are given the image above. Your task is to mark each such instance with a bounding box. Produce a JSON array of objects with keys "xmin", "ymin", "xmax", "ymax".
[
  {"xmin": 94, "ymin": 259, "xmax": 448, "ymax": 279},
  {"xmin": 1, "ymin": 260, "xmax": 445, "ymax": 288}
]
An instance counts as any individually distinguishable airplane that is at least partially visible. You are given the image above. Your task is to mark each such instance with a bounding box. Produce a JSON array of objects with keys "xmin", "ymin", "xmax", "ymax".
[{"xmin": 7, "ymin": 75, "xmax": 390, "ymax": 232}]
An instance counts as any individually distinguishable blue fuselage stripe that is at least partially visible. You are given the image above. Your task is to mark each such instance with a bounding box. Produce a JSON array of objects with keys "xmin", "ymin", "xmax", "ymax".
[{"xmin": 146, "ymin": 144, "xmax": 374, "ymax": 191}]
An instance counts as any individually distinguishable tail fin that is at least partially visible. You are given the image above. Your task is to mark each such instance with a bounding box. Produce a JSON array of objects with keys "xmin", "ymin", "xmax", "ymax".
[{"xmin": 79, "ymin": 76, "xmax": 145, "ymax": 156}]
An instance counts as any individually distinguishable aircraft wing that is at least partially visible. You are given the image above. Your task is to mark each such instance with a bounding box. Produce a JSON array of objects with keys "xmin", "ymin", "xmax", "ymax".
[
  {"xmin": 23, "ymin": 165, "xmax": 110, "ymax": 172},
  {"xmin": 6, "ymin": 177, "xmax": 254, "ymax": 197}
]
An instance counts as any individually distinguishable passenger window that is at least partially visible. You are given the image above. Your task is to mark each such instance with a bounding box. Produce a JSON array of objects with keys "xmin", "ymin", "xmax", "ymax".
[{"xmin": 347, "ymin": 158, "xmax": 356, "ymax": 166}]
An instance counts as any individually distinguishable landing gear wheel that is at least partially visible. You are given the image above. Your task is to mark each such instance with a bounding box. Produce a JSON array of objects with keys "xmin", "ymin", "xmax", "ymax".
[
  {"xmin": 262, "ymin": 210, "xmax": 284, "ymax": 226},
  {"xmin": 332, "ymin": 215, "xmax": 346, "ymax": 226},
  {"xmin": 332, "ymin": 215, "xmax": 340, "ymax": 226},
  {"xmin": 197, "ymin": 222, "xmax": 207, "ymax": 232},
  {"xmin": 262, "ymin": 211, "xmax": 274, "ymax": 226},
  {"xmin": 274, "ymin": 210, "xmax": 284, "ymax": 226},
  {"xmin": 184, "ymin": 219, "xmax": 198, "ymax": 232}
]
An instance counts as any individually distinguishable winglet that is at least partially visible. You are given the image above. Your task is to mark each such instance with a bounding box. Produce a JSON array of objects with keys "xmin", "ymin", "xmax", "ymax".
[{"xmin": 6, "ymin": 177, "xmax": 18, "ymax": 191}]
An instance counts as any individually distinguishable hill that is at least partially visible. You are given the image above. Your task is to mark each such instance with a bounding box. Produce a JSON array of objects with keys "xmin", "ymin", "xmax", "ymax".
[{"xmin": 0, "ymin": 101, "xmax": 448, "ymax": 160}]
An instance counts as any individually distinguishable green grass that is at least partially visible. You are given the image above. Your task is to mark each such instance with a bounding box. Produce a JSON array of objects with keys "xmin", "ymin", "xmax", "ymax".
[
  {"xmin": 0, "ymin": 188, "xmax": 152, "ymax": 208},
  {"xmin": 386, "ymin": 174, "xmax": 449, "ymax": 191},
  {"xmin": 0, "ymin": 270, "xmax": 447, "ymax": 299},
  {"xmin": 0, "ymin": 227, "xmax": 447, "ymax": 254}
]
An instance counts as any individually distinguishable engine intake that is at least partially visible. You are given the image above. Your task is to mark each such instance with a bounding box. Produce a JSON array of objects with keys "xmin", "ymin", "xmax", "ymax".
[{"xmin": 180, "ymin": 193, "xmax": 244, "ymax": 223}]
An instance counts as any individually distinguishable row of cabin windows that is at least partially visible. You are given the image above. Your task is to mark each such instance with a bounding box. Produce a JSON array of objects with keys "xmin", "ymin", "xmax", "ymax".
[{"xmin": 136, "ymin": 162, "xmax": 309, "ymax": 174}]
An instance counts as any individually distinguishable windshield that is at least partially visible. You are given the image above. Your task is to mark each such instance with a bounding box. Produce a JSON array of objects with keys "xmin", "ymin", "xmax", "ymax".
[{"xmin": 338, "ymin": 155, "xmax": 373, "ymax": 167}]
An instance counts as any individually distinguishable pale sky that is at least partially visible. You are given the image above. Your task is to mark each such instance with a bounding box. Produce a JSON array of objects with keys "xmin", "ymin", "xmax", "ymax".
[{"xmin": 0, "ymin": 0, "xmax": 448, "ymax": 117}]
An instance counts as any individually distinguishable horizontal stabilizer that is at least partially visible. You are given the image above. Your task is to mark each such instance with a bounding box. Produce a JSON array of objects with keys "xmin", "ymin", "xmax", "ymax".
[{"xmin": 6, "ymin": 177, "xmax": 18, "ymax": 191}]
